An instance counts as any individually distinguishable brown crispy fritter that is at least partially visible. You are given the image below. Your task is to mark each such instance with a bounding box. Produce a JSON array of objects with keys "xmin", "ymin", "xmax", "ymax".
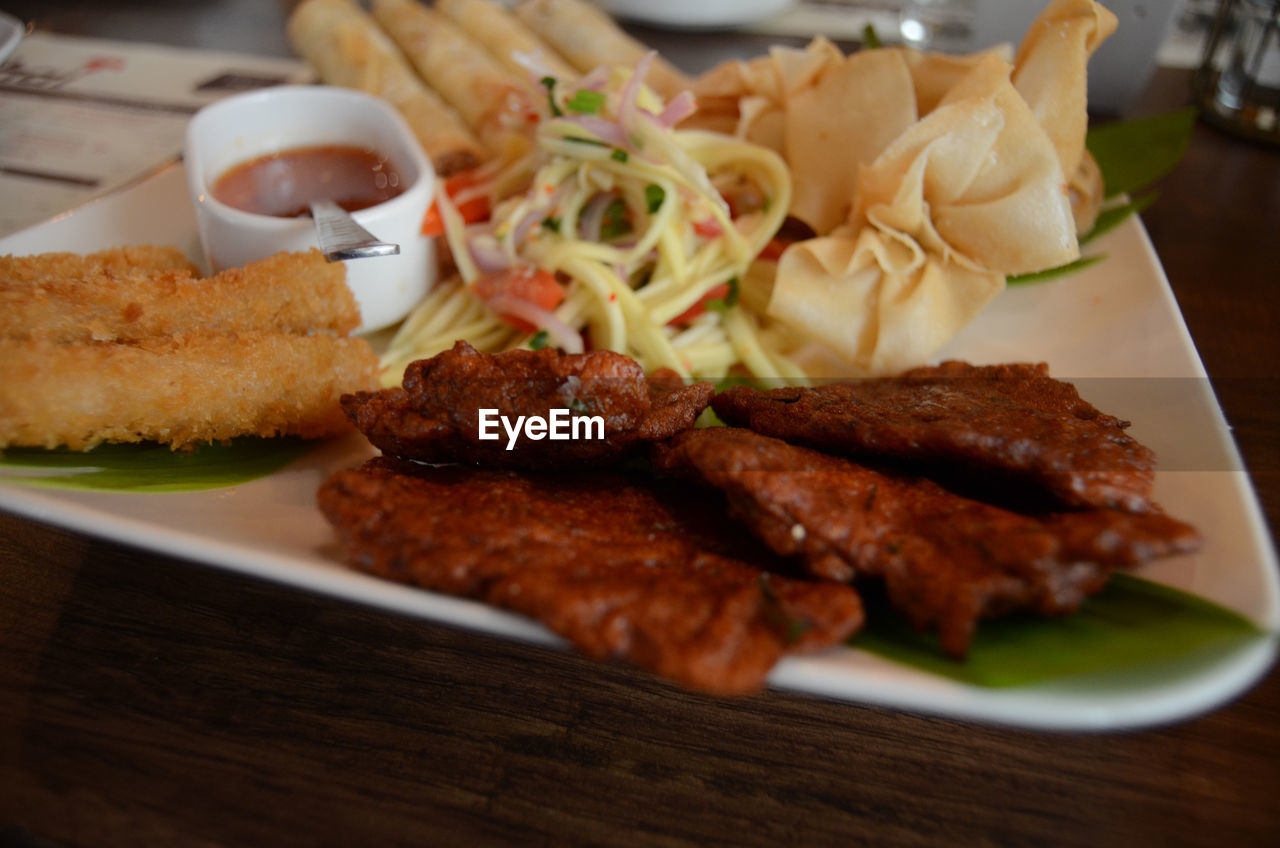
[
  {"xmin": 317, "ymin": 456, "xmax": 865, "ymax": 693},
  {"xmin": 651, "ymin": 428, "xmax": 1201, "ymax": 658},
  {"xmin": 711, "ymin": 361, "xmax": 1157, "ymax": 513},
  {"xmin": 343, "ymin": 340, "xmax": 713, "ymax": 468}
]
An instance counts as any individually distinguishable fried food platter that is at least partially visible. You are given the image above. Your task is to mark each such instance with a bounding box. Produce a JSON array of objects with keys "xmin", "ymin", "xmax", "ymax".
[{"xmin": 2, "ymin": 162, "xmax": 1275, "ymax": 730}]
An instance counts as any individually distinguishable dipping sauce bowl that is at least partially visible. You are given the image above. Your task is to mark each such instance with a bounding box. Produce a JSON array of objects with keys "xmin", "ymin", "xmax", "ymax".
[{"xmin": 184, "ymin": 85, "xmax": 436, "ymax": 333}]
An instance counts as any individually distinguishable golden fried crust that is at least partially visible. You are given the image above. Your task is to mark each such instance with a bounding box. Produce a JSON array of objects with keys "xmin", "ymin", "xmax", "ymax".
[
  {"xmin": 1, "ymin": 249, "xmax": 359, "ymax": 342},
  {"xmin": 0, "ymin": 245, "xmax": 199, "ymax": 284},
  {"xmin": 0, "ymin": 332, "xmax": 378, "ymax": 450}
]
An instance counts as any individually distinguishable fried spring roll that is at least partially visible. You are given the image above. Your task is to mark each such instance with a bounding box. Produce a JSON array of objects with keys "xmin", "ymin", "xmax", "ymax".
[
  {"xmin": 514, "ymin": 0, "xmax": 692, "ymax": 98},
  {"xmin": 0, "ymin": 246, "xmax": 199, "ymax": 285},
  {"xmin": 0, "ymin": 249, "xmax": 361, "ymax": 343},
  {"xmin": 287, "ymin": 0, "xmax": 486, "ymax": 176},
  {"xmin": 370, "ymin": 0, "xmax": 539, "ymax": 154},
  {"xmin": 436, "ymin": 0, "xmax": 577, "ymax": 80},
  {"xmin": 0, "ymin": 332, "xmax": 379, "ymax": 450}
]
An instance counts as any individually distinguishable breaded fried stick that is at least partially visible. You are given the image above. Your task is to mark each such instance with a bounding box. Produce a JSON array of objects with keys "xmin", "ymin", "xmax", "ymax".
[
  {"xmin": 0, "ymin": 245, "xmax": 199, "ymax": 285},
  {"xmin": 0, "ymin": 332, "xmax": 379, "ymax": 450},
  {"xmin": 1, "ymin": 249, "xmax": 360, "ymax": 343}
]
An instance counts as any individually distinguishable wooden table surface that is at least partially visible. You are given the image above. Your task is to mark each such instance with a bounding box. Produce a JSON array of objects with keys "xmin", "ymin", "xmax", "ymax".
[{"xmin": 2, "ymin": 4, "xmax": 1279, "ymax": 846}]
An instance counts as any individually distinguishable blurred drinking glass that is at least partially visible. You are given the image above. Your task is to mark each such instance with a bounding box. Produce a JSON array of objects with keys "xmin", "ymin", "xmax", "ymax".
[
  {"xmin": 899, "ymin": 0, "xmax": 977, "ymax": 52},
  {"xmin": 1195, "ymin": 0, "xmax": 1280, "ymax": 143}
]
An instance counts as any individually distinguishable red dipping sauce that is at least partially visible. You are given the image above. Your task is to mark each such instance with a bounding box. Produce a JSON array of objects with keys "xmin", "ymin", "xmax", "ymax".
[{"xmin": 211, "ymin": 144, "xmax": 406, "ymax": 218}]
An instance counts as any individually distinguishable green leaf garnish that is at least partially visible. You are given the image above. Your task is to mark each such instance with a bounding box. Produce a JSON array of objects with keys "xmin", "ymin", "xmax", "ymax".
[
  {"xmin": 1007, "ymin": 254, "xmax": 1106, "ymax": 286},
  {"xmin": 610, "ymin": 148, "xmax": 629, "ymax": 163},
  {"xmin": 1025, "ymin": 109, "xmax": 1192, "ymax": 283},
  {"xmin": 1080, "ymin": 192, "xmax": 1158, "ymax": 246},
  {"xmin": 540, "ymin": 75, "xmax": 562, "ymax": 117},
  {"xmin": 564, "ymin": 136, "xmax": 609, "ymax": 148},
  {"xmin": 851, "ymin": 573, "xmax": 1268, "ymax": 688},
  {"xmin": 0, "ymin": 438, "xmax": 315, "ymax": 493},
  {"xmin": 1086, "ymin": 107, "xmax": 1196, "ymax": 199},
  {"xmin": 644, "ymin": 183, "xmax": 665, "ymax": 214},
  {"xmin": 529, "ymin": 330, "xmax": 550, "ymax": 350},
  {"xmin": 566, "ymin": 88, "xmax": 606, "ymax": 114},
  {"xmin": 541, "ymin": 216, "xmax": 561, "ymax": 233}
]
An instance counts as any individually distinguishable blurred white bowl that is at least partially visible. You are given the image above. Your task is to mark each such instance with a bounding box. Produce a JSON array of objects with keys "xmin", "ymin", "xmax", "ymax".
[
  {"xmin": 184, "ymin": 85, "xmax": 435, "ymax": 334},
  {"xmin": 595, "ymin": 0, "xmax": 795, "ymax": 29}
]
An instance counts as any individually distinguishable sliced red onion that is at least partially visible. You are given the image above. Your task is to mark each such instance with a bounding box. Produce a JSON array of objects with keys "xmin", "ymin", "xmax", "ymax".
[
  {"xmin": 578, "ymin": 191, "xmax": 611, "ymax": 241},
  {"xmin": 468, "ymin": 234, "xmax": 511, "ymax": 274},
  {"xmin": 617, "ymin": 51, "xmax": 654, "ymax": 136},
  {"xmin": 558, "ymin": 115, "xmax": 628, "ymax": 147},
  {"xmin": 485, "ymin": 294, "xmax": 584, "ymax": 354},
  {"xmin": 511, "ymin": 185, "xmax": 566, "ymax": 245},
  {"xmin": 577, "ymin": 66, "xmax": 610, "ymax": 91},
  {"xmin": 657, "ymin": 91, "xmax": 697, "ymax": 128}
]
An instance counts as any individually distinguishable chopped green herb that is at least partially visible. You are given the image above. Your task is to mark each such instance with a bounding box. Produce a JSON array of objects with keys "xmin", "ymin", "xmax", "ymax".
[
  {"xmin": 566, "ymin": 88, "xmax": 606, "ymax": 114},
  {"xmin": 600, "ymin": 197, "xmax": 631, "ymax": 239},
  {"xmin": 529, "ymin": 330, "xmax": 550, "ymax": 350},
  {"xmin": 704, "ymin": 276, "xmax": 740, "ymax": 313},
  {"xmin": 563, "ymin": 136, "xmax": 609, "ymax": 147},
  {"xmin": 610, "ymin": 148, "xmax": 629, "ymax": 163},
  {"xmin": 644, "ymin": 183, "xmax": 665, "ymax": 214},
  {"xmin": 540, "ymin": 76, "xmax": 562, "ymax": 117},
  {"xmin": 862, "ymin": 23, "xmax": 882, "ymax": 50},
  {"xmin": 568, "ymin": 397, "xmax": 590, "ymax": 414},
  {"xmin": 541, "ymin": 216, "xmax": 561, "ymax": 233}
]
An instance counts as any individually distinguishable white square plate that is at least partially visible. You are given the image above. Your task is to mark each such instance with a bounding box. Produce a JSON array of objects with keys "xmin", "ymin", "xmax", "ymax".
[{"xmin": 1, "ymin": 163, "xmax": 1276, "ymax": 730}]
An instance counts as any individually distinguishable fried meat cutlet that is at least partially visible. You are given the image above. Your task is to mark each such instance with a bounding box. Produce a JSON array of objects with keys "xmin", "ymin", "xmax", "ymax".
[
  {"xmin": 1, "ymin": 249, "xmax": 360, "ymax": 342},
  {"xmin": 0, "ymin": 245, "xmax": 200, "ymax": 284},
  {"xmin": 712, "ymin": 361, "xmax": 1157, "ymax": 513},
  {"xmin": 343, "ymin": 340, "xmax": 713, "ymax": 468},
  {"xmin": 651, "ymin": 428, "xmax": 1200, "ymax": 657},
  {"xmin": 318, "ymin": 456, "xmax": 864, "ymax": 693},
  {"xmin": 0, "ymin": 332, "xmax": 378, "ymax": 450}
]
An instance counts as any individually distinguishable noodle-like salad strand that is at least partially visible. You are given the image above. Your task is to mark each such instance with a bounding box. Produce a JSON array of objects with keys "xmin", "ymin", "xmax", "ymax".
[{"xmin": 382, "ymin": 54, "xmax": 797, "ymax": 381}]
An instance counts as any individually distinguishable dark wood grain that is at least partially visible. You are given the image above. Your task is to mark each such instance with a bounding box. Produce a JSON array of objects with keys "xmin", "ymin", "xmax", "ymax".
[{"xmin": 1, "ymin": 5, "xmax": 1279, "ymax": 845}]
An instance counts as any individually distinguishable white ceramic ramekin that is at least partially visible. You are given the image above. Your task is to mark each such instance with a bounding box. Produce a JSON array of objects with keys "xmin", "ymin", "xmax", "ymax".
[{"xmin": 184, "ymin": 85, "xmax": 435, "ymax": 333}]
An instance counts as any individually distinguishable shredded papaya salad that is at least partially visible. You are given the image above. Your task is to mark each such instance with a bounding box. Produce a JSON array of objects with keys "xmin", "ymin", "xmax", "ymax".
[{"xmin": 381, "ymin": 53, "xmax": 798, "ymax": 385}]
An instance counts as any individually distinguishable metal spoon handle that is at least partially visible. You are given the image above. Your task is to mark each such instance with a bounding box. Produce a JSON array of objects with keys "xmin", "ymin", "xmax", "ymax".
[{"xmin": 309, "ymin": 200, "xmax": 400, "ymax": 262}]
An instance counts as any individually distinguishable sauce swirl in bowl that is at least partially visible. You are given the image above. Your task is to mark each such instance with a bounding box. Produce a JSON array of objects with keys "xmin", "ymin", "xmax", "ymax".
[{"xmin": 212, "ymin": 145, "xmax": 405, "ymax": 218}]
